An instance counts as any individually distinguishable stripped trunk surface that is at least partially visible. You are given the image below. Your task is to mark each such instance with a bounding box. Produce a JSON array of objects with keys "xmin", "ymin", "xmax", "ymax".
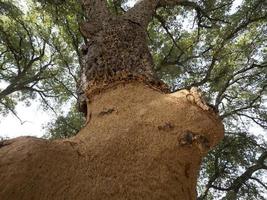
[{"xmin": 0, "ymin": 83, "xmax": 224, "ymax": 200}]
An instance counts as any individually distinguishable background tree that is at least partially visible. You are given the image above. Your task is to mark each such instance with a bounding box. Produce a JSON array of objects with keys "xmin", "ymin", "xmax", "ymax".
[
  {"xmin": 0, "ymin": 0, "xmax": 266, "ymax": 199},
  {"xmin": 0, "ymin": 0, "xmax": 84, "ymax": 130}
]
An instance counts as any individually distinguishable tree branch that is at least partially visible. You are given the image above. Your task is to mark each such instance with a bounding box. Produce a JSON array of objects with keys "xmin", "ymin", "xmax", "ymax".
[
  {"xmin": 215, "ymin": 62, "xmax": 266, "ymax": 107},
  {"xmin": 0, "ymin": 101, "xmax": 25, "ymax": 124},
  {"xmin": 250, "ymin": 177, "xmax": 267, "ymax": 190},
  {"xmin": 124, "ymin": 0, "xmax": 211, "ymax": 28},
  {"xmin": 82, "ymin": 0, "xmax": 111, "ymax": 21},
  {"xmin": 124, "ymin": 0, "xmax": 159, "ymax": 27},
  {"xmin": 221, "ymin": 85, "xmax": 266, "ymax": 119},
  {"xmin": 154, "ymin": 14, "xmax": 184, "ymax": 53},
  {"xmin": 221, "ymin": 151, "xmax": 267, "ymax": 198}
]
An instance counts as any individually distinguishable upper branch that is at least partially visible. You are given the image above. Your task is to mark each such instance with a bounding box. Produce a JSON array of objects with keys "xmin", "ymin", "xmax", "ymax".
[
  {"xmin": 224, "ymin": 151, "xmax": 267, "ymax": 196},
  {"xmin": 124, "ymin": 0, "xmax": 160, "ymax": 27},
  {"xmin": 82, "ymin": 0, "xmax": 111, "ymax": 21},
  {"xmin": 124, "ymin": 0, "xmax": 206, "ymax": 28}
]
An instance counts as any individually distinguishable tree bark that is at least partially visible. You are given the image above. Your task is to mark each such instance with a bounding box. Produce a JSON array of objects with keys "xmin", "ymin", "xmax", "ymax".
[
  {"xmin": 0, "ymin": 83, "xmax": 224, "ymax": 200},
  {"xmin": 77, "ymin": 0, "xmax": 174, "ymax": 113},
  {"xmin": 0, "ymin": 1, "xmax": 224, "ymax": 199}
]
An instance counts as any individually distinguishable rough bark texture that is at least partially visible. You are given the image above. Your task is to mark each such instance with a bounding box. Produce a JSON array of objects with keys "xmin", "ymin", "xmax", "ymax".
[
  {"xmin": 0, "ymin": 83, "xmax": 224, "ymax": 200},
  {"xmin": 77, "ymin": 0, "xmax": 172, "ymax": 113},
  {"xmin": 77, "ymin": 0, "xmax": 199, "ymax": 113},
  {"xmin": 79, "ymin": 17, "xmax": 169, "ymax": 100}
]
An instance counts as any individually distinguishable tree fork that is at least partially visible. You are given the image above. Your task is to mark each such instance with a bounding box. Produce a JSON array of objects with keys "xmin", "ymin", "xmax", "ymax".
[{"xmin": 77, "ymin": 0, "xmax": 206, "ymax": 113}]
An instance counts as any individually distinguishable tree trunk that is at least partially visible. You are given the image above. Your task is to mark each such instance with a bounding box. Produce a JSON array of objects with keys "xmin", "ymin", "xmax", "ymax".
[{"xmin": 0, "ymin": 1, "xmax": 224, "ymax": 199}]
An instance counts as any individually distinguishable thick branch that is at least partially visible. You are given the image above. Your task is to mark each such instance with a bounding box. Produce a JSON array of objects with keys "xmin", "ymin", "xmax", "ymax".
[
  {"xmin": 124, "ymin": 0, "xmax": 205, "ymax": 28},
  {"xmin": 0, "ymin": 47, "xmax": 54, "ymax": 100},
  {"xmin": 250, "ymin": 177, "xmax": 267, "ymax": 190},
  {"xmin": 124, "ymin": 0, "xmax": 159, "ymax": 27},
  {"xmin": 221, "ymin": 151, "xmax": 267, "ymax": 199},
  {"xmin": 82, "ymin": 0, "xmax": 111, "ymax": 21}
]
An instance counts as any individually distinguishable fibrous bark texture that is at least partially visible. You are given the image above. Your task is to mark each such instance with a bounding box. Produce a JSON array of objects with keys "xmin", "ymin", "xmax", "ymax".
[
  {"xmin": 77, "ymin": 0, "xmax": 172, "ymax": 113},
  {"xmin": 0, "ymin": 83, "xmax": 224, "ymax": 200},
  {"xmin": 79, "ymin": 17, "xmax": 169, "ymax": 99},
  {"xmin": 77, "ymin": 0, "xmax": 201, "ymax": 113}
]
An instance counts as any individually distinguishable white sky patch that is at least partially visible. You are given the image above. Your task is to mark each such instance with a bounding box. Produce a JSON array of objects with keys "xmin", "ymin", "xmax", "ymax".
[
  {"xmin": 249, "ymin": 125, "xmax": 267, "ymax": 141},
  {"xmin": 125, "ymin": 0, "xmax": 137, "ymax": 8},
  {"xmin": 229, "ymin": 0, "xmax": 243, "ymax": 14},
  {"xmin": 0, "ymin": 101, "xmax": 51, "ymax": 138},
  {"xmin": 15, "ymin": 0, "xmax": 29, "ymax": 14}
]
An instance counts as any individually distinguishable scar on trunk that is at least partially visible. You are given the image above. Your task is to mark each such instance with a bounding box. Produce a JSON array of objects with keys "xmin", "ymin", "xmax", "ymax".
[
  {"xmin": 98, "ymin": 108, "xmax": 115, "ymax": 117},
  {"xmin": 178, "ymin": 130, "xmax": 211, "ymax": 153}
]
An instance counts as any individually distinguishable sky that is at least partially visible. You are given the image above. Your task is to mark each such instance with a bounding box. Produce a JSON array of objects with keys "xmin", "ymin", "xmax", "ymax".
[
  {"xmin": 0, "ymin": 101, "xmax": 51, "ymax": 138},
  {"xmin": 1, "ymin": 0, "xmax": 265, "ymax": 140}
]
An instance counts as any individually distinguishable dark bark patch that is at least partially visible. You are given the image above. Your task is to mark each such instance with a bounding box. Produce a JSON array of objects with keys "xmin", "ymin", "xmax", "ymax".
[
  {"xmin": 184, "ymin": 163, "xmax": 191, "ymax": 178},
  {"xmin": 178, "ymin": 131, "xmax": 194, "ymax": 145},
  {"xmin": 178, "ymin": 131, "xmax": 210, "ymax": 152},
  {"xmin": 207, "ymin": 103, "xmax": 219, "ymax": 113},
  {"xmin": 98, "ymin": 108, "xmax": 115, "ymax": 117},
  {"xmin": 81, "ymin": 44, "xmax": 88, "ymax": 55},
  {"xmin": 77, "ymin": 17, "xmax": 170, "ymax": 103},
  {"xmin": 0, "ymin": 140, "xmax": 11, "ymax": 149}
]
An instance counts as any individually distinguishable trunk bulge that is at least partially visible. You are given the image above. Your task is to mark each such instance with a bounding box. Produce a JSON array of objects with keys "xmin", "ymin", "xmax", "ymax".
[{"xmin": 0, "ymin": 83, "xmax": 224, "ymax": 200}]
